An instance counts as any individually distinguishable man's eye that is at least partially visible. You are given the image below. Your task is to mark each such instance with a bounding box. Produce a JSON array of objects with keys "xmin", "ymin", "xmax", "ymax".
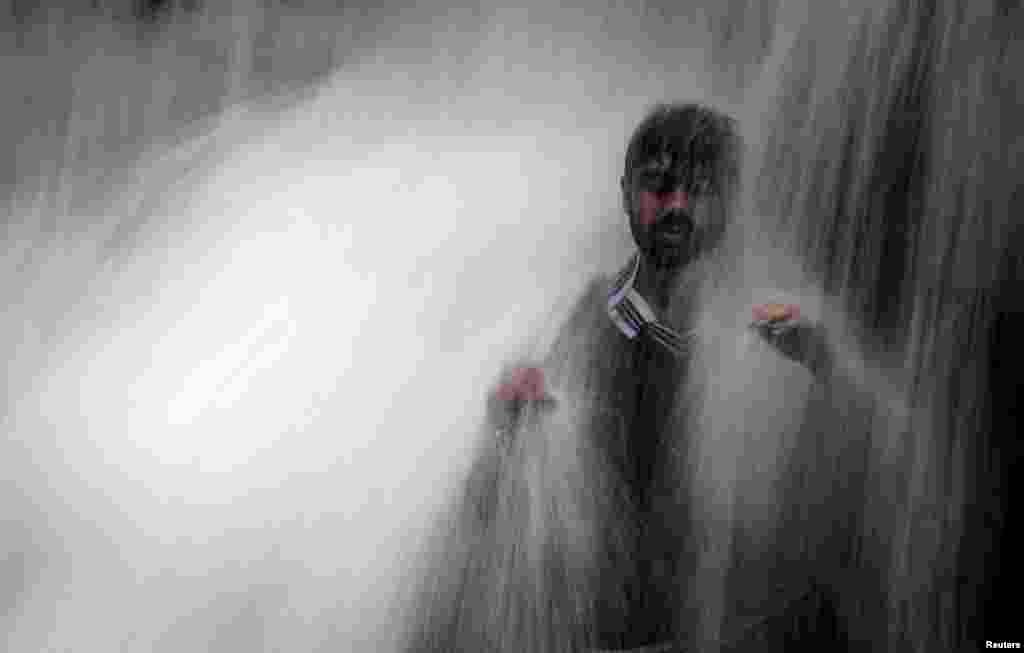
[
  {"xmin": 692, "ymin": 178, "xmax": 714, "ymax": 195},
  {"xmin": 639, "ymin": 175, "xmax": 661, "ymax": 191}
]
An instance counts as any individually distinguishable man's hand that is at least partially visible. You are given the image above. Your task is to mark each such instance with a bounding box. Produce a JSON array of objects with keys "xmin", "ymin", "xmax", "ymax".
[
  {"xmin": 487, "ymin": 365, "xmax": 557, "ymax": 437},
  {"xmin": 494, "ymin": 366, "xmax": 551, "ymax": 402},
  {"xmin": 750, "ymin": 303, "xmax": 830, "ymax": 376}
]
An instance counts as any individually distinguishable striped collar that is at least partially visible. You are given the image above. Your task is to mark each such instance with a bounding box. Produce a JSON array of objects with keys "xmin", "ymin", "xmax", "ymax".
[{"xmin": 606, "ymin": 252, "xmax": 688, "ymax": 357}]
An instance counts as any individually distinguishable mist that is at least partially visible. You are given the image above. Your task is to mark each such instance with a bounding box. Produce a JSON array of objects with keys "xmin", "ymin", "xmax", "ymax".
[{"xmin": 0, "ymin": 2, "xmax": 749, "ymax": 651}]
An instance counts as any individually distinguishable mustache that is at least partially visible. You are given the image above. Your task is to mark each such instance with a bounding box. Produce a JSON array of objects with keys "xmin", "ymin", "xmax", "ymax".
[{"xmin": 653, "ymin": 209, "xmax": 694, "ymax": 231}]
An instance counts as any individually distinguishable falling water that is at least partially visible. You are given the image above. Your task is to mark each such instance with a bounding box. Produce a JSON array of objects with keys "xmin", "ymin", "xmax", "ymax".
[
  {"xmin": 683, "ymin": 0, "xmax": 1022, "ymax": 651},
  {"xmin": 2, "ymin": 1, "xmax": 1019, "ymax": 652},
  {"xmin": 1, "ymin": 2, "xmax": 721, "ymax": 652}
]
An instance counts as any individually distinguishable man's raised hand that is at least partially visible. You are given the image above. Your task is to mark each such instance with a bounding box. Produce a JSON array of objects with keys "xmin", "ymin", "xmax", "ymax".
[{"xmin": 750, "ymin": 303, "xmax": 830, "ymax": 376}]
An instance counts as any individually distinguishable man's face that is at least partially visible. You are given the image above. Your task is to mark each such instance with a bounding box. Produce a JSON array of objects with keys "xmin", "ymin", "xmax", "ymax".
[{"xmin": 624, "ymin": 151, "xmax": 717, "ymax": 270}]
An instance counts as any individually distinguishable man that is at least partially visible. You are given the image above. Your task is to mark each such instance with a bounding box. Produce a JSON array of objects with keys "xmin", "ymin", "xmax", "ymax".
[{"xmin": 405, "ymin": 102, "xmax": 827, "ymax": 653}]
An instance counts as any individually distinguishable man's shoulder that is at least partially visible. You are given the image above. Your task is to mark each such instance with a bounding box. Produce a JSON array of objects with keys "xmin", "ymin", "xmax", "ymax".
[
  {"xmin": 572, "ymin": 251, "xmax": 637, "ymax": 307},
  {"xmin": 545, "ymin": 275, "xmax": 615, "ymax": 359},
  {"xmin": 578, "ymin": 274, "xmax": 614, "ymax": 309},
  {"xmin": 564, "ymin": 272, "xmax": 623, "ymax": 331}
]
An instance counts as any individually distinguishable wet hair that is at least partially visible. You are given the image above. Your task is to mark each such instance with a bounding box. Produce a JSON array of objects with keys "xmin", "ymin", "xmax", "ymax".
[{"xmin": 623, "ymin": 102, "xmax": 740, "ymax": 197}]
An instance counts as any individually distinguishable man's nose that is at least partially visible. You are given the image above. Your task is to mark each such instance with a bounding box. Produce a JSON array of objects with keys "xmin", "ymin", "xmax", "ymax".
[{"xmin": 658, "ymin": 189, "xmax": 689, "ymax": 211}]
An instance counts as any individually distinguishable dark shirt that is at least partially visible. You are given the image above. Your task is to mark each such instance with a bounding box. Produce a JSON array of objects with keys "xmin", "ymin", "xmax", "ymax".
[
  {"xmin": 546, "ymin": 273, "xmax": 692, "ymax": 650},
  {"xmin": 601, "ymin": 326, "xmax": 687, "ymax": 649}
]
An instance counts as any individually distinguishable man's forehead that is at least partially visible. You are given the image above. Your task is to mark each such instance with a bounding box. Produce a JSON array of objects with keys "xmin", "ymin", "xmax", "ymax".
[{"xmin": 633, "ymin": 150, "xmax": 714, "ymax": 181}]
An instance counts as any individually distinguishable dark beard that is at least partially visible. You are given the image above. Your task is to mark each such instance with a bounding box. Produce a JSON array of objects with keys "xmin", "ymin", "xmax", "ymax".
[
  {"xmin": 645, "ymin": 230, "xmax": 697, "ymax": 269},
  {"xmin": 648, "ymin": 244, "xmax": 685, "ymax": 269}
]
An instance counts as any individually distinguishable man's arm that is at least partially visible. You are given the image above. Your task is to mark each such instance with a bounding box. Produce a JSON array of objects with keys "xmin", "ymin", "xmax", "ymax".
[
  {"xmin": 486, "ymin": 276, "xmax": 609, "ymax": 440},
  {"xmin": 752, "ymin": 302, "xmax": 910, "ymax": 424},
  {"xmin": 402, "ymin": 280, "xmax": 610, "ymax": 652},
  {"xmin": 468, "ymin": 276, "xmax": 607, "ymax": 524}
]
